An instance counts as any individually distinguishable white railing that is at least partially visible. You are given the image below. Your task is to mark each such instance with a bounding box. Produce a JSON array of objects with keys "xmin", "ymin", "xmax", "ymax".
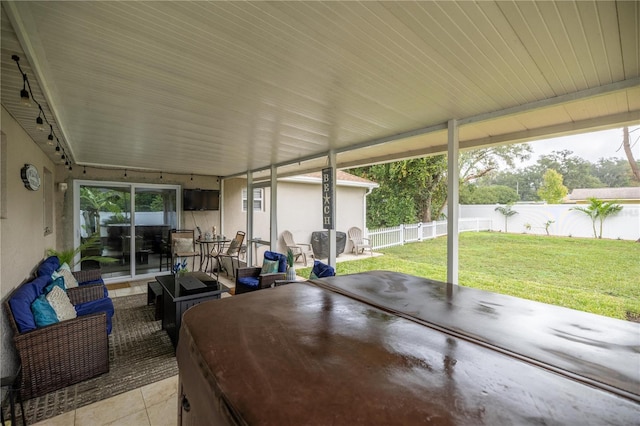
[{"xmin": 367, "ymin": 218, "xmax": 492, "ymax": 250}]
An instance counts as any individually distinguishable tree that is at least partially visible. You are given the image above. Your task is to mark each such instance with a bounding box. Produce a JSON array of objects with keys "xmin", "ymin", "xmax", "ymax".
[
  {"xmin": 80, "ymin": 187, "xmax": 125, "ymax": 236},
  {"xmin": 622, "ymin": 126, "xmax": 640, "ymax": 182},
  {"xmin": 570, "ymin": 198, "xmax": 623, "ymax": 239},
  {"xmin": 352, "ymin": 144, "xmax": 532, "ymax": 227},
  {"xmin": 537, "ymin": 169, "xmax": 568, "ymax": 203},
  {"xmin": 591, "ymin": 158, "xmax": 637, "ymax": 187},
  {"xmin": 494, "ymin": 204, "xmax": 518, "ymax": 233},
  {"xmin": 460, "ymin": 185, "xmax": 519, "ymax": 204}
]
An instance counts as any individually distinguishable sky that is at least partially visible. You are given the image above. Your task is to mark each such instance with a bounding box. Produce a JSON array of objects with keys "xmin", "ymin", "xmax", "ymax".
[{"xmin": 516, "ymin": 125, "xmax": 640, "ymax": 169}]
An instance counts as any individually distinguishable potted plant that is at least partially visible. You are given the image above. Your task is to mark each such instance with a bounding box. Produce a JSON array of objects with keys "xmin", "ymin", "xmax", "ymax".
[
  {"xmin": 47, "ymin": 233, "xmax": 118, "ymax": 268},
  {"xmin": 286, "ymin": 249, "xmax": 297, "ymax": 281}
]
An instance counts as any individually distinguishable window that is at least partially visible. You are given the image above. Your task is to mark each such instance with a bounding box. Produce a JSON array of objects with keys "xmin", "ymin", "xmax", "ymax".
[{"xmin": 242, "ymin": 188, "xmax": 263, "ymax": 212}]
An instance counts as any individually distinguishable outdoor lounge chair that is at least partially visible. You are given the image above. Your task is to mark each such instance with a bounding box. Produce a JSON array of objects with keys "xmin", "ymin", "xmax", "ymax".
[
  {"xmin": 235, "ymin": 251, "xmax": 286, "ymax": 294},
  {"xmin": 281, "ymin": 230, "xmax": 315, "ymax": 266},
  {"xmin": 348, "ymin": 227, "xmax": 372, "ymax": 255}
]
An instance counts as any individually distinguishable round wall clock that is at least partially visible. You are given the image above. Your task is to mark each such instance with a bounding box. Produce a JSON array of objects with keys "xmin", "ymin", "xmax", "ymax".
[{"xmin": 21, "ymin": 164, "xmax": 41, "ymax": 191}]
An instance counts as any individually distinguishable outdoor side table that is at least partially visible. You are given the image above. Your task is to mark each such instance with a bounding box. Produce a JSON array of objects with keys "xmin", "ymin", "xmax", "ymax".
[{"xmin": 1, "ymin": 366, "xmax": 26, "ymax": 426}]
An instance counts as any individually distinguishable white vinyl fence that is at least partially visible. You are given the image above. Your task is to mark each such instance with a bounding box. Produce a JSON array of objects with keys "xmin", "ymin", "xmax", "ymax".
[
  {"xmin": 457, "ymin": 204, "xmax": 640, "ymax": 241},
  {"xmin": 367, "ymin": 218, "xmax": 492, "ymax": 250}
]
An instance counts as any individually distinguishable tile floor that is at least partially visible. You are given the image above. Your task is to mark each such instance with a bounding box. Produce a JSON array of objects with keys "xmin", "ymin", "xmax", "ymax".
[{"xmin": 31, "ymin": 273, "xmax": 237, "ymax": 426}]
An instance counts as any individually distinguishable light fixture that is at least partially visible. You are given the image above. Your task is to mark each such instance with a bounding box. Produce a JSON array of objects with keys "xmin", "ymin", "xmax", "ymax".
[
  {"xmin": 124, "ymin": 169, "xmax": 128, "ymax": 178},
  {"xmin": 61, "ymin": 153, "xmax": 66, "ymax": 160},
  {"xmin": 47, "ymin": 125, "xmax": 54, "ymax": 145},
  {"xmin": 55, "ymin": 145, "xmax": 61, "ymax": 156},
  {"xmin": 36, "ymin": 109, "xmax": 45, "ymax": 131},
  {"xmin": 20, "ymin": 74, "xmax": 30, "ymax": 107},
  {"xmin": 68, "ymin": 165, "xmax": 73, "ymax": 171},
  {"xmin": 160, "ymin": 171, "xmax": 163, "ymax": 180},
  {"xmin": 83, "ymin": 166, "xmax": 87, "ymax": 174},
  {"xmin": 190, "ymin": 174, "xmax": 193, "ymax": 181},
  {"xmin": 65, "ymin": 160, "xmax": 69, "ymax": 166}
]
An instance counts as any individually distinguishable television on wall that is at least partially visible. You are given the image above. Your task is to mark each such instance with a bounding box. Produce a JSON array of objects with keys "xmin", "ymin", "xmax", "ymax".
[{"xmin": 183, "ymin": 189, "xmax": 219, "ymax": 211}]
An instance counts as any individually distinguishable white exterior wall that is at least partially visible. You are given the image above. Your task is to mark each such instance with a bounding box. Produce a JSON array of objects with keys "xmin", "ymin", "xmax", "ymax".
[
  {"xmin": 222, "ymin": 178, "xmax": 370, "ymax": 258},
  {"xmin": 221, "ymin": 177, "xmax": 271, "ymax": 240},
  {"xmin": 458, "ymin": 204, "xmax": 640, "ymax": 240},
  {"xmin": 275, "ymin": 181, "xmax": 366, "ymax": 254}
]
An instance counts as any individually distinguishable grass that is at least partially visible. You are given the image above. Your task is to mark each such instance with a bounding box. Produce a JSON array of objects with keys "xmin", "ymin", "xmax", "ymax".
[{"xmin": 298, "ymin": 232, "xmax": 640, "ymax": 321}]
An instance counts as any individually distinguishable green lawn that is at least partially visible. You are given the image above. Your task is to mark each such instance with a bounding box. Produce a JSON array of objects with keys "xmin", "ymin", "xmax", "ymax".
[{"xmin": 299, "ymin": 232, "xmax": 640, "ymax": 321}]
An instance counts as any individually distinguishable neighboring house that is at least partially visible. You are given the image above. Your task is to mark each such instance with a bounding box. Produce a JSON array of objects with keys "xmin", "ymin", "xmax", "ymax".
[
  {"xmin": 565, "ymin": 187, "xmax": 640, "ymax": 204},
  {"xmin": 223, "ymin": 171, "xmax": 378, "ymax": 261}
]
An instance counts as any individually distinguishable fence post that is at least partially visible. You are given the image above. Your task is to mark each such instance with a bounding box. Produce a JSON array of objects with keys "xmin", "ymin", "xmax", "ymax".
[
  {"xmin": 418, "ymin": 222, "xmax": 423, "ymax": 241},
  {"xmin": 432, "ymin": 221, "xmax": 437, "ymax": 239},
  {"xmin": 399, "ymin": 224, "xmax": 405, "ymax": 245}
]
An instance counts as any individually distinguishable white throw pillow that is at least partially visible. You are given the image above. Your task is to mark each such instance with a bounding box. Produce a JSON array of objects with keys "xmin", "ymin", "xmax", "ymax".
[
  {"xmin": 58, "ymin": 268, "xmax": 79, "ymax": 288},
  {"xmin": 46, "ymin": 286, "xmax": 77, "ymax": 321}
]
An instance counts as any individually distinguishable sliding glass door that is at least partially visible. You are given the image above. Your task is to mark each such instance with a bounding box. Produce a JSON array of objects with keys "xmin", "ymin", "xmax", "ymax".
[{"xmin": 75, "ymin": 181, "xmax": 180, "ymax": 281}]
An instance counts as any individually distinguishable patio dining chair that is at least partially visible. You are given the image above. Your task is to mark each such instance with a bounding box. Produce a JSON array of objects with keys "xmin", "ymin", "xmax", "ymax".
[
  {"xmin": 347, "ymin": 227, "xmax": 372, "ymax": 256},
  {"xmin": 170, "ymin": 229, "xmax": 200, "ymax": 271},
  {"xmin": 281, "ymin": 230, "xmax": 315, "ymax": 266},
  {"xmin": 215, "ymin": 231, "xmax": 246, "ymax": 278}
]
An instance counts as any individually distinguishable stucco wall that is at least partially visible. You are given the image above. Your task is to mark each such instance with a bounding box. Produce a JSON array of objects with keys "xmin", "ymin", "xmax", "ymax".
[
  {"xmin": 1, "ymin": 106, "xmax": 58, "ymax": 376},
  {"xmin": 223, "ymin": 177, "xmax": 369, "ymax": 260}
]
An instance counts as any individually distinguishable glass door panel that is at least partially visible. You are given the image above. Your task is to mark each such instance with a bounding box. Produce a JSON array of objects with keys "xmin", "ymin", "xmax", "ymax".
[
  {"xmin": 134, "ymin": 187, "xmax": 177, "ymax": 276},
  {"xmin": 79, "ymin": 184, "xmax": 131, "ymax": 279},
  {"xmin": 77, "ymin": 181, "xmax": 179, "ymax": 281}
]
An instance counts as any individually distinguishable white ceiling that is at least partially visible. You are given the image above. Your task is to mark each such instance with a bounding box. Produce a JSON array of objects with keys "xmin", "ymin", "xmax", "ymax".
[{"xmin": 1, "ymin": 1, "xmax": 639, "ymax": 178}]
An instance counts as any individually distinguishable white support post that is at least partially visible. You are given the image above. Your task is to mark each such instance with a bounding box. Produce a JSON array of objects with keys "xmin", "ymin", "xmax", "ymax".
[
  {"xmin": 328, "ymin": 150, "xmax": 337, "ymax": 268},
  {"xmin": 400, "ymin": 224, "xmax": 405, "ymax": 245},
  {"xmin": 270, "ymin": 165, "xmax": 278, "ymax": 252},
  {"xmin": 247, "ymin": 172, "xmax": 254, "ymax": 267},
  {"xmin": 447, "ymin": 119, "xmax": 459, "ymax": 285}
]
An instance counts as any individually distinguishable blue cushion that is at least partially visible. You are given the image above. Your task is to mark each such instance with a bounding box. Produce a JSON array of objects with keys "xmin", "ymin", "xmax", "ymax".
[
  {"xmin": 237, "ymin": 277, "xmax": 259, "ymax": 288},
  {"xmin": 31, "ymin": 295, "xmax": 59, "ymax": 327},
  {"xmin": 75, "ymin": 297, "xmax": 115, "ymax": 334},
  {"xmin": 9, "ymin": 276, "xmax": 51, "ymax": 333},
  {"xmin": 264, "ymin": 251, "xmax": 287, "ymax": 273},
  {"xmin": 311, "ymin": 261, "xmax": 335, "ymax": 279},
  {"xmin": 37, "ymin": 256, "xmax": 60, "ymax": 279},
  {"xmin": 45, "ymin": 277, "xmax": 66, "ymax": 294}
]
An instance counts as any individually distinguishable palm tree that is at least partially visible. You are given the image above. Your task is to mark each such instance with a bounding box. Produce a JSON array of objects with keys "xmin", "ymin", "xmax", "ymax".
[
  {"xmin": 494, "ymin": 204, "xmax": 518, "ymax": 233},
  {"xmin": 571, "ymin": 198, "xmax": 623, "ymax": 239}
]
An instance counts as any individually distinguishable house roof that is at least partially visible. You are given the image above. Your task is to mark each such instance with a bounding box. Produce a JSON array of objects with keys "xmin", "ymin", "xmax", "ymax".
[
  {"xmin": 567, "ymin": 187, "xmax": 640, "ymax": 201},
  {"xmin": 1, "ymin": 2, "xmax": 638, "ymax": 178},
  {"xmin": 281, "ymin": 171, "xmax": 378, "ymax": 189}
]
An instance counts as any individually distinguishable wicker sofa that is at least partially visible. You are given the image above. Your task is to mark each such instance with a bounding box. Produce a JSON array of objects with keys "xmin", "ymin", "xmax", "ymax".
[{"xmin": 4, "ymin": 257, "xmax": 113, "ymax": 399}]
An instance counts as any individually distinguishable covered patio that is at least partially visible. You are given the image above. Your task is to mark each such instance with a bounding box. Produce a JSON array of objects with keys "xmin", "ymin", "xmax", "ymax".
[{"xmin": 1, "ymin": 1, "xmax": 639, "ymax": 424}]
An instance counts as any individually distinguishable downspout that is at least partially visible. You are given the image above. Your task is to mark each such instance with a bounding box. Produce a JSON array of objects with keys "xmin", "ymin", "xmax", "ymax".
[{"xmin": 363, "ymin": 186, "xmax": 374, "ymax": 236}]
